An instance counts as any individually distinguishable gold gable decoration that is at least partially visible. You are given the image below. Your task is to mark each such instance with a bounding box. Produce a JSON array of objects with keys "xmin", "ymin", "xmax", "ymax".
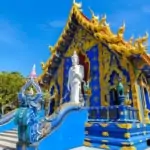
[
  {"xmin": 37, "ymin": 0, "xmax": 149, "ymax": 83},
  {"xmin": 71, "ymin": 1, "xmax": 149, "ymax": 56},
  {"xmin": 46, "ymin": 0, "xmax": 149, "ymax": 58}
]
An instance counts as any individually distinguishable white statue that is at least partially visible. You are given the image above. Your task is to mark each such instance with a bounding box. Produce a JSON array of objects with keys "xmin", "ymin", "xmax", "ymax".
[{"xmin": 67, "ymin": 51, "xmax": 84, "ymax": 104}]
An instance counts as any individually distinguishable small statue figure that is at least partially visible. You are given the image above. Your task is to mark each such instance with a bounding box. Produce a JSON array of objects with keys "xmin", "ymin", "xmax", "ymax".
[
  {"xmin": 117, "ymin": 78, "xmax": 124, "ymax": 96},
  {"xmin": 15, "ymin": 65, "xmax": 43, "ymax": 144},
  {"xmin": 117, "ymin": 78, "xmax": 125, "ymax": 105},
  {"xmin": 67, "ymin": 51, "xmax": 84, "ymax": 104}
]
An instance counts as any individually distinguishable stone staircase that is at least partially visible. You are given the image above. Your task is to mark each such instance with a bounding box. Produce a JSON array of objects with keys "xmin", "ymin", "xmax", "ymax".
[{"xmin": 0, "ymin": 128, "xmax": 17, "ymax": 150}]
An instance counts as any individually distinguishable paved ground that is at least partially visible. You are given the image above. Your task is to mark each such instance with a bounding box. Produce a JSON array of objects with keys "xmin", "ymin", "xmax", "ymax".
[
  {"xmin": 70, "ymin": 146, "xmax": 103, "ymax": 150},
  {"xmin": 0, "ymin": 128, "xmax": 17, "ymax": 150}
]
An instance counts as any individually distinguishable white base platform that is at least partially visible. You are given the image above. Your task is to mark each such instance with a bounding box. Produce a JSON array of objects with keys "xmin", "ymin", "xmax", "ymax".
[
  {"xmin": 70, "ymin": 146, "xmax": 150, "ymax": 150},
  {"xmin": 70, "ymin": 146, "xmax": 103, "ymax": 150}
]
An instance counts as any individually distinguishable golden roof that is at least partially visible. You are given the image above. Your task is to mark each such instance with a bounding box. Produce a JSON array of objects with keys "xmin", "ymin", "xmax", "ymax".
[{"xmin": 37, "ymin": 0, "xmax": 149, "ymax": 85}]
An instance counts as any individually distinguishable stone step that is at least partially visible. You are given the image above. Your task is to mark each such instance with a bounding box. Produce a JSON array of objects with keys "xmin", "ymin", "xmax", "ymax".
[{"xmin": 0, "ymin": 129, "xmax": 18, "ymax": 149}]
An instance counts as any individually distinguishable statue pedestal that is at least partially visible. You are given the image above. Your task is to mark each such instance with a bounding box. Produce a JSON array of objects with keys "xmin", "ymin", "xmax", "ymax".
[
  {"xmin": 117, "ymin": 105, "xmax": 139, "ymax": 122},
  {"xmin": 16, "ymin": 142, "xmax": 39, "ymax": 150},
  {"xmin": 118, "ymin": 95, "xmax": 126, "ymax": 105}
]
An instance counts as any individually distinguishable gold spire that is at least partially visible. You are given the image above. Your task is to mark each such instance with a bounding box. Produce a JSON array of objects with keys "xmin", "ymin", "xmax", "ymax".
[
  {"xmin": 135, "ymin": 32, "xmax": 149, "ymax": 46},
  {"xmin": 134, "ymin": 33, "xmax": 148, "ymax": 52},
  {"xmin": 88, "ymin": 7, "xmax": 99, "ymax": 24},
  {"xmin": 138, "ymin": 32, "xmax": 149, "ymax": 43},
  {"xmin": 73, "ymin": 0, "xmax": 82, "ymax": 8},
  {"xmin": 117, "ymin": 22, "xmax": 125, "ymax": 38},
  {"xmin": 49, "ymin": 45, "xmax": 55, "ymax": 54},
  {"xmin": 99, "ymin": 14, "xmax": 107, "ymax": 27},
  {"xmin": 40, "ymin": 62, "xmax": 45, "ymax": 70},
  {"xmin": 129, "ymin": 36, "xmax": 134, "ymax": 44}
]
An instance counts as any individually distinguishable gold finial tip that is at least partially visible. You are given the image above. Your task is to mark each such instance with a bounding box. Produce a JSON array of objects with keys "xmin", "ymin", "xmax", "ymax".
[
  {"xmin": 48, "ymin": 45, "xmax": 52, "ymax": 48},
  {"xmin": 88, "ymin": 7, "xmax": 94, "ymax": 16},
  {"xmin": 122, "ymin": 22, "xmax": 125, "ymax": 28},
  {"xmin": 103, "ymin": 14, "xmax": 107, "ymax": 19},
  {"xmin": 145, "ymin": 32, "xmax": 149, "ymax": 37},
  {"xmin": 88, "ymin": 7, "xmax": 99, "ymax": 20},
  {"xmin": 49, "ymin": 45, "xmax": 54, "ymax": 50},
  {"xmin": 73, "ymin": 0, "xmax": 82, "ymax": 8},
  {"xmin": 130, "ymin": 35, "xmax": 134, "ymax": 39}
]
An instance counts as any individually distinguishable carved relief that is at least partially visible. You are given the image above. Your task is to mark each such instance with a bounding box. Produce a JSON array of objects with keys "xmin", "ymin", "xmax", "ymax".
[
  {"xmin": 99, "ymin": 44, "xmax": 131, "ymax": 106},
  {"xmin": 65, "ymin": 27, "xmax": 98, "ymax": 57}
]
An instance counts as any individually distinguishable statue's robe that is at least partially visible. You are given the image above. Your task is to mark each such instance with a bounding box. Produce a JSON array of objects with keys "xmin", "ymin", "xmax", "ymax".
[{"xmin": 68, "ymin": 65, "xmax": 84, "ymax": 103}]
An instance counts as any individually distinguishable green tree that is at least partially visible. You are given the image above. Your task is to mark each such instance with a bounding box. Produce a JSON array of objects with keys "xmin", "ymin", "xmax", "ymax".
[{"xmin": 0, "ymin": 71, "xmax": 25, "ymax": 107}]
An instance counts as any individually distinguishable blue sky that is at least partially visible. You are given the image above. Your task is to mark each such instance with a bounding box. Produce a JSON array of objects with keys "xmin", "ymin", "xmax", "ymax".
[{"xmin": 0, "ymin": 0, "xmax": 150, "ymax": 77}]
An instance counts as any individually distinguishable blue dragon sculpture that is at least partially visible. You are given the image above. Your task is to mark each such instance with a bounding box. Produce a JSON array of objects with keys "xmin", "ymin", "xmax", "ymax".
[{"xmin": 14, "ymin": 65, "xmax": 43, "ymax": 145}]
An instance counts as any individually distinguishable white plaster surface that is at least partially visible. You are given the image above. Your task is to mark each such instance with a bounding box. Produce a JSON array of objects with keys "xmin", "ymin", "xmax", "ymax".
[
  {"xmin": 70, "ymin": 146, "xmax": 103, "ymax": 150},
  {"xmin": 71, "ymin": 146, "xmax": 150, "ymax": 150}
]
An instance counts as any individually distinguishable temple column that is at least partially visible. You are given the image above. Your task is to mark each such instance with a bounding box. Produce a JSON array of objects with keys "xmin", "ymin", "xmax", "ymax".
[{"xmin": 128, "ymin": 64, "xmax": 143, "ymax": 121}]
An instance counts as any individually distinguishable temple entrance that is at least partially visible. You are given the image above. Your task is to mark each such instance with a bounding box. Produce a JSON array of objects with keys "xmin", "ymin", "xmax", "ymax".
[
  {"xmin": 110, "ymin": 89, "xmax": 119, "ymax": 105},
  {"xmin": 78, "ymin": 51, "xmax": 90, "ymax": 96}
]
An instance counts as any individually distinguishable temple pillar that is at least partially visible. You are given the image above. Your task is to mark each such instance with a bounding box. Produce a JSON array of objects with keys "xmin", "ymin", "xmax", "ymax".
[{"xmin": 128, "ymin": 64, "xmax": 143, "ymax": 122}]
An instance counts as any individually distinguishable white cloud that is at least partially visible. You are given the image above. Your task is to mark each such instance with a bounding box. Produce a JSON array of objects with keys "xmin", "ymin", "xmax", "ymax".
[{"xmin": 49, "ymin": 20, "xmax": 66, "ymax": 28}]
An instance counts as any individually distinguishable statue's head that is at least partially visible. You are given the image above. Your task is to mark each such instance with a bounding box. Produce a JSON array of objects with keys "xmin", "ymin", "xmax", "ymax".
[{"xmin": 71, "ymin": 51, "xmax": 79, "ymax": 66}]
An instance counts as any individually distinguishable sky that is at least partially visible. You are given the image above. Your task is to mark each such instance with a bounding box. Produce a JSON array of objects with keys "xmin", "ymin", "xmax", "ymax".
[{"xmin": 0, "ymin": 0, "xmax": 150, "ymax": 77}]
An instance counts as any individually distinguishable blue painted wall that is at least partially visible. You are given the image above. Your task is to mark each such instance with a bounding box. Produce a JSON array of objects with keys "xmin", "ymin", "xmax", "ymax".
[
  {"xmin": 86, "ymin": 45, "xmax": 101, "ymax": 107},
  {"xmin": 62, "ymin": 57, "xmax": 72, "ymax": 103},
  {"xmin": 39, "ymin": 109, "xmax": 88, "ymax": 150}
]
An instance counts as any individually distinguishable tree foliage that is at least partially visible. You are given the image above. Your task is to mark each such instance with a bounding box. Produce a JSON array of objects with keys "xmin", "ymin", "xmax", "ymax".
[{"xmin": 0, "ymin": 71, "xmax": 25, "ymax": 106}]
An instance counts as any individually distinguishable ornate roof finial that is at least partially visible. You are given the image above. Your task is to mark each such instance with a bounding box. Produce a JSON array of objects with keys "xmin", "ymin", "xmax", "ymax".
[
  {"xmin": 89, "ymin": 7, "xmax": 99, "ymax": 22},
  {"xmin": 73, "ymin": 0, "xmax": 82, "ymax": 8},
  {"xmin": 117, "ymin": 22, "xmax": 125, "ymax": 38},
  {"xmin": 40, "ymin": 62, "xmax": 45, "ymax": 70},
  {"xmin": 99, "ymin": 14, "xmax": 107, "ymax": 26},
  {"xmin": 49, "ymin": 45, "xmax": 55, "ymax": 54},
  {"xmin": 135, "ymin": 32, "xmax": 149, "ymax": 44},
  {"xmin": 129, "ymin": 35, "xmax": 134, "ymax": 44},
  {"xmin": 30, "ymin": 64, "xmax": 37, "ymax": 79},
  {"xmin": 142, "ymin": 32, "xmax": 149, "ymax": 42}
]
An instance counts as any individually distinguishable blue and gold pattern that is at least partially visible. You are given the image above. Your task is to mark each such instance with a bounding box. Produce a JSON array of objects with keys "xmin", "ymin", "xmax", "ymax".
[
  {"xmin": 62, "ymin": 57, "xmax": 72, "ymax": 103},
  {"xmin": 32, "ymin": 2, "xmax": 150, "ymax": 150},
  {"xmin": 86, "ymin": 45, "xmax": 101, "ymax": 107}
]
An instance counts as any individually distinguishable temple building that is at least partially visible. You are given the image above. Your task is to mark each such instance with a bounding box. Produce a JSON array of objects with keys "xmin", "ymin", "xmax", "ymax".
[{"xmin": 37, "ymin": 1, "xmax": 150, "ymax": 150}]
